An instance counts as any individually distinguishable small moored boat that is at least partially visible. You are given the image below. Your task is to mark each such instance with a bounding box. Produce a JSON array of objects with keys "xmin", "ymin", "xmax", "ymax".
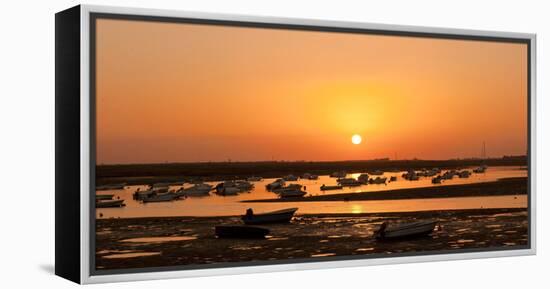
[
  {"xmin": 266, "ymin": 179, "xmax": 285, "ymax": 191},
  {"xmin": 96, "ymin": 194, "xmax": 114, "ymax": 201},
  {"xmin": 215, "ymin": 225, "xmax": 270, "ymax": 239},
  {"xmin": 337, "ymin": 178, "xmax": 362, "ymax": 187},
  {"xmin": 142, "ymin": 192, "xmax": 178, "ymax": 203},
  {"xmin": 96, "ymin": 199, "xmax": 125, "ymax": 208},
  {"xmin": 179, "ymin": 183, "xmax": 212, "ymax": 197},
  {"xmin": 375, "ymin": 220, "xmax": 438, "ymax": 240},
  {"xmin": 320, "ymin": 184, "xmax": 343, "ymax": 191},
  {"xmin": 241, "ymin": 208, "xmax": 298, "ymax": 225},
  {"xmin": 272, "ymin": 184, "xmax": 303, "ymax": 194},
  {"xmin": 133, "ymin": 187, "xmax": 168, "ymax": 200},
  {"xmin": 279, "ymin": 190, "xmax": 306, "ymax": 198},
  {"xmin": 358, "ymin": 174, "xmax": 370, "ymax": 184},
  {"xmin": 369, "ymin": 176, "xmax": 387, "ymax": 185}
]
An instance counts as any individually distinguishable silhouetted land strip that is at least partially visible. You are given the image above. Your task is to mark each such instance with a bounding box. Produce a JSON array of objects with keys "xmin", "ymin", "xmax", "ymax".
[
  {"xmin": 95, "ymin": 208, "xmax": 528, "ymax": 270},
  {"xmin": 96, "ymin": 157, "xmax": 526, "ymax": 185},
  {"xmin": 242, "ymin": 177, "xmax": 527, "ymax": 203}
]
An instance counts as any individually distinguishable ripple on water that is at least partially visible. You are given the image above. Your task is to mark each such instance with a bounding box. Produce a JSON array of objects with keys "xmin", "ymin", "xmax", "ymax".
[
  {"xmin": 231, "ymin": 246, "xmax": 263, "ymax": 251},
  {"xmin": 311, "ymin": 253, "xmax": 336, "ymax": 258},
  {"xmin": 457, "ymin": 239, "xmax": 475, "ymax": 244},
  {"xmin": 267, "ymin": 237, "xmax": 289, "ymax": 241},
  {"xmin": 356, "ymin": 248, "xmax": 374, "ymax": 252}
]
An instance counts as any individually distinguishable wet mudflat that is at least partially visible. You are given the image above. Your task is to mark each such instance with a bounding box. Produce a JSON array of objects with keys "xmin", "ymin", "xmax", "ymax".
[{"xmin": 95, "ymin": 208, "xmax": 528, "ymax": 270}]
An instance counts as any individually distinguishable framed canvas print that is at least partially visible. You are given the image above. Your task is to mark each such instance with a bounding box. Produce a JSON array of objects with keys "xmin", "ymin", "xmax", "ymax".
[{"xmin": 55, "ymin": 4, "xmax": 536, "ymax": 284}]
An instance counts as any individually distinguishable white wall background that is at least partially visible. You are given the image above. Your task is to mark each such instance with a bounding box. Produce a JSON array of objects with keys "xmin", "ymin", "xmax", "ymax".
[{"xmin": 0, "ymin": 0, "xmax": 547, "ymax": 287}]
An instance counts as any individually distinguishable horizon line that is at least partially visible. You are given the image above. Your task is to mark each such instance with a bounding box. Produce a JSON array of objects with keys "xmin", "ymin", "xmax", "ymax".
[{"xmin": 96, "ymin": 155, "xmax": 527, "ymax": 166}]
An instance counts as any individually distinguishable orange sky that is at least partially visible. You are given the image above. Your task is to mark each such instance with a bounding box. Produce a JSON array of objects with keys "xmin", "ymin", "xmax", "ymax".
[{"xmin": 95, "ymin": 18, "xmax": 528, "ymax": 164}]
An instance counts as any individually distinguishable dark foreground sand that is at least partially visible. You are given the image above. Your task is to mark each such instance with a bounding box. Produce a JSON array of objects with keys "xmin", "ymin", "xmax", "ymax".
[{"xmin": 96, "ymin": 208, "xmax": 528, "ymax": 271}]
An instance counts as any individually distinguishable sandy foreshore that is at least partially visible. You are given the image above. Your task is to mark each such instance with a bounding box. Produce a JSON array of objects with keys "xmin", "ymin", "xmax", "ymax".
[
  {"xmin": 96, "ymin": 208, "xmax": 528, "ymax": 271},
  {"xmin": 242, "ymin": 177, "xmax": 527, "ymax": 203}
]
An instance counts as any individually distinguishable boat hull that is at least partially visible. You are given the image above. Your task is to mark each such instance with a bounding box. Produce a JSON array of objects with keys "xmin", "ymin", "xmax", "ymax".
[
  {"xmin": 242, "ymin": 208, "xmax": 298, "ymax": 225},
  {"xmin": 320, "ymin": 185, "xmax": 342, "ymax": 191},
  {"xmin": 96, "ymin": 199, "xmax": 125, "ymax": 208},
  {"xmin": 142, "ymin": 193, "xmax": 178, "ymax": 203},
  {"xmin": 215, "ymin": 225, "xmax": 270, "ymax": 239},
  {"xmin": 96, "ymin": 194, "xmax": 114, "ymax": 200},
  {"xmin": 279, "ymin": 190, "xmax": 306, "ymax": 198},
  {"xmin": 377, "ymin": 220, "xmax": 437, "ymax": 240}
]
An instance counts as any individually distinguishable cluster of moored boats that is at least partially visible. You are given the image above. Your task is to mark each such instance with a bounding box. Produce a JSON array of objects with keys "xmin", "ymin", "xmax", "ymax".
[
  {"xmin": 132, "ymin": 180, "xmax": 258, "ymax": 203},
  {"xmin": 266, "ymin": 179, "xmax": 308, "ymax": 198},
  {"xmin": 96, "ymin": 180, "xmax": 259, "ymax": 207},
  {"xmin": 96, "ymin": 165, "xmax": 490, "ymax": 207},
  {"xmin": 431, "ymin": 165, "xmax": 486, "ymax": 184},
  {"xmin": 335, "ymin": 173, "xmax": 391, "ymax": 187}
]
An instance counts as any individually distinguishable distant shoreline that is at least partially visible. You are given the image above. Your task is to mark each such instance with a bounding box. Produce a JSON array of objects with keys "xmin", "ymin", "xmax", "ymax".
[
  {"xmin": 242, "ymin": 177, "xmax": 527, "ymax": 203},
  {"xmin": 96, "ymin": 157, "xmax": 527, "ymax": 186}
]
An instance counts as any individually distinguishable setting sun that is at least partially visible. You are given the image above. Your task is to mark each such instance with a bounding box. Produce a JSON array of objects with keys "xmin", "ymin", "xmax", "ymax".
[{"xmin": 351, "ymin": 134, "xmax": 362, "ymax": 145}]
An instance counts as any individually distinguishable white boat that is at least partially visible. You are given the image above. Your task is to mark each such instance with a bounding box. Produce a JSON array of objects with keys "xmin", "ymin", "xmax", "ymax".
[
  {"xmin": 96, "ymin": 199, "xmax": 125, "ymax": 208},
  {"xmin": 241, "ymin": 208, "xmax": 298, "ymax": 225},
  {"xmin": 266, "ymin": 179, "xmax": 285, "ymax": 191},
  {"xmin": 375, "ymin": 220, "xmax": 438, "ymax": 240},
  {"xmin": 219, "ymin": 186, "xmax": 241, "ymax": 195},
  {"xmin": 369, "ymin": 176, "xmax": 387, "ymax": 185},
  {"xmin": 133, "ymin": 187, "xmax": 168, "ymax": 200},
  {"xmin": 179, "ymin": 183, "xmax": 212, "ymax": 197},
  {"xmin": 215, "ymin": 181, "xmax": 253, "ymax": 196},
  {"xmin": 142, "ymin": 192, "xmax": 178, "ymax": 203}
]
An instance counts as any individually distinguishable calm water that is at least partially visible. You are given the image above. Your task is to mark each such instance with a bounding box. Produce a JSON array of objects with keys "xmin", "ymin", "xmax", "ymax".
[{"xmin": 96, "ymin": 166, "xmax": 527, "ymax": 218}]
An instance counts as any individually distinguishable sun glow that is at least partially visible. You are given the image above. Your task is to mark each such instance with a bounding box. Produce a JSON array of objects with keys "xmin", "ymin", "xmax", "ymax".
[{"xmin": 351, "ymin": 134, "xmax": 362, "ymax": 145}]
